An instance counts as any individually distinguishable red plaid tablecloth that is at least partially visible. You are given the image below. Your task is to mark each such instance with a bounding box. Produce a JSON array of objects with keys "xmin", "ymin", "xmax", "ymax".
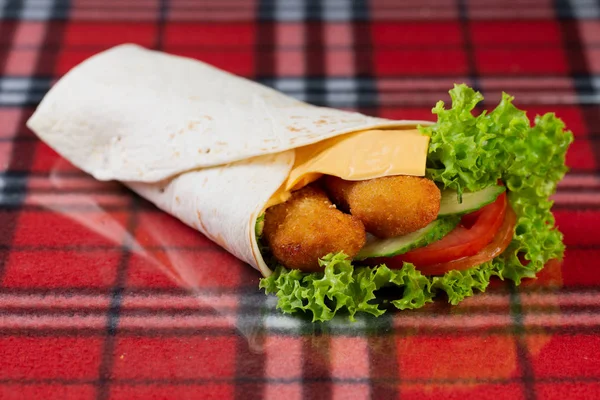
[{"xmin": 1, "ymin": 0, "xmax": 599, "ymax": 399}]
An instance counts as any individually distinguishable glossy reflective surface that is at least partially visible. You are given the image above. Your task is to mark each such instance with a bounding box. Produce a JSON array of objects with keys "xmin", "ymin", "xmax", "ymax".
[{"xmin": 1, "ymin": 1, "xmax": 599, "ymax": 398}]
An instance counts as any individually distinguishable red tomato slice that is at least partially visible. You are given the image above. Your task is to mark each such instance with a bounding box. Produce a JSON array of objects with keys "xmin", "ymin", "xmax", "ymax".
[
  {"xmin": 414, "ymin": 204, "xmax": 516, "ymax": 275},
  {"xmin": 383, "ymin": 191, "xmax": 508, "ymax": 269}
]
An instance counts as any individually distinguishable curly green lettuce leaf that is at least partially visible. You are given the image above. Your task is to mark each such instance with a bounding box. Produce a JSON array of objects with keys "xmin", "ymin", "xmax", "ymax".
[
  {"xmin": 260, "ymin": 253, "xmax": 508, "ymax": 322},
  {"xmin": 422, "ymin": 84, "xmax": 572, "ymax": 199},
  {"xmin": 260, "ymin": 253, "xmax": 435, "ymax": 322},
  {"xmin": 420, "ymin": 83, "xmax": 573, "ymax": 282},
  {"xmin": 260, "ymin": 84, "xmax": 573, "ymax": 322}
]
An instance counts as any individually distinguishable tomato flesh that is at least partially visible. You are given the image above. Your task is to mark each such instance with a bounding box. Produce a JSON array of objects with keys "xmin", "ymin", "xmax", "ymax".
[
  {"xmin": 383, "ymin": 191, "xmax": 508, "ymax": 271},
  {"xmin": 414, "ymin": 204, "xmax": 516, "ymax": 275}
]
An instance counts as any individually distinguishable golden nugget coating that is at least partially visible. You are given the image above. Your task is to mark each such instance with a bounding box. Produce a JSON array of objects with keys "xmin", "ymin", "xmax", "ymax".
[
  {"xmin": 263, "ymin": 185, "xmax": 366, "ymax": 272},
  {"xmin": 323, "ymin": 175, "xmax": 441, "ymax": 238}
]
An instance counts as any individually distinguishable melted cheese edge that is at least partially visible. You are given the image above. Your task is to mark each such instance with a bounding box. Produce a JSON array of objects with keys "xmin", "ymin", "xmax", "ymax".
[{"xmin": 264, "ymin": 128, "xmax": 430, "ymax": 209}]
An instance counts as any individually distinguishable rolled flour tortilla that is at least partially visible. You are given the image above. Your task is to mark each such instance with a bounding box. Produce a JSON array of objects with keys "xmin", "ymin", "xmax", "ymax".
[{"xmin": 27, "ymin": 44, "xmax": 432, "ymax": 277}]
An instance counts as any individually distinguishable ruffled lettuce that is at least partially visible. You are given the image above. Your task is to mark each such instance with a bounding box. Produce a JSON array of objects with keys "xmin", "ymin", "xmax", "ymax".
[
  {"xmin": 260, "ymin": 84, "xmax": 574, "ymax": 322},
  {"xmin": 260, "ymin": 253, "xmax": 505, "ymax": 322},
  {"xmin": 422, "ymin": 84, "xmax": 572, "ymax": 281}
]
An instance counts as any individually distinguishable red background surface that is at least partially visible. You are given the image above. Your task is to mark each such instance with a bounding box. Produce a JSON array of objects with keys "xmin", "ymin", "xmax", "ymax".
[{"xmin": 1, "ymin": 0, "xmax": 599, "ymax": 399}]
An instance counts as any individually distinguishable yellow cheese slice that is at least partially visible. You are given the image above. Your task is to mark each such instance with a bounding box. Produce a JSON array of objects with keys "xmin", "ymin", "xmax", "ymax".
[{"xmin": 264, "ymin": 128, "xmax": 430, "ymax": 209}]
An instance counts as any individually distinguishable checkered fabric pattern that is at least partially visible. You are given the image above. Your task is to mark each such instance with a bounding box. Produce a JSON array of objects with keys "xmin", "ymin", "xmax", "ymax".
[{"xmin": 0, "ymin": 0, "xmax": 599, "ymax": 399}]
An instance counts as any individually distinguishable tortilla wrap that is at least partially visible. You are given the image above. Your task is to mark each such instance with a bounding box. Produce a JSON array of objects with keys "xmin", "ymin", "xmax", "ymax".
[{"xmin": 27, "ymin": 44, "xmax": 432, "ymax": 277}]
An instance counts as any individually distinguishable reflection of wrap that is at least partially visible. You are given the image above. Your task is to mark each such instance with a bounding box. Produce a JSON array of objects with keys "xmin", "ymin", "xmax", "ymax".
[{"xmin": 27, "ymin": 44, "xmax": 431, "ymax": 277}]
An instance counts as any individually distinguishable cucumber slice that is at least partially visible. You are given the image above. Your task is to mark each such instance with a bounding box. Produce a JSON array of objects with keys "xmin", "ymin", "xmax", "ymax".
[
  {"xmin": 355, "ymin": 216, "xmax": 459, "ymax": 260},
  {"xmin": 354, "ymin": 185, "xmax": 504, "ymax": 260},
  {"xmin": 438, "ymin": 185, "xmax": 505, "ymax": 217}
]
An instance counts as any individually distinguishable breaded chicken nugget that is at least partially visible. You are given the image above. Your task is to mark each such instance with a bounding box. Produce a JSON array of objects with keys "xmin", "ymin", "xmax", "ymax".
[
  {"xmin": 323, "ymin": 175, "xmax": 441, "ymax": 238},
  {"xmin": 263, "ymin": 185, "xmax": 366, "ymax": 272}
]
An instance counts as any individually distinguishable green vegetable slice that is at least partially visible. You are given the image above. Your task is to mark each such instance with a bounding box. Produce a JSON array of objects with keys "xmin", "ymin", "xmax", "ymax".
[
  {"xmin": 354, "ymin": 216, "xmax": 459, "ymax": 260},
  {"xmin": 438, "ymin": 185, "xmax": 505, "ymax": 216}
]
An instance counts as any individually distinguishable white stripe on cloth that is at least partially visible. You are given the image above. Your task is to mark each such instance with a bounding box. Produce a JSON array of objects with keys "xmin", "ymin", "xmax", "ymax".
[
  {"xmin": 323, "ymin": 0, "xmax": 352, "ymax": 21},
  {"xmin": 0, "ymin": 290, "xmax": 599, "ymax": 330},
  {"xmin": 3, "ymin": 75, "xmax": 600, "ymax": 106},
  {"xmin": 21, "ymin": 0, "xmax": 55, "ymax": 20},
  {"xmin": 569, "ymin": 0, "xmax": 600, "ymax": 19},
  {"xmin": 0, "ymin": 77, "xmax": 50, "ymax": 106},
  {"xmin": 274, "ymin": 0, "xmax": 305, "ymax": 22},
  {"xmin": 0, "ymin": 174, "xmax": 5, "ymax": 206}
]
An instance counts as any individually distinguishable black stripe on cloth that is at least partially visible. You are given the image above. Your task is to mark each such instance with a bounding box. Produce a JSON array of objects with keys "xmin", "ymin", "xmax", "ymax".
[
  {"xmin": 0, "ymin": 2, "xmax": 20, "ymax": 71},
  {"xmin": 233, "ymin": 325, "xmax": 266, "ymax": 400},
  {"xmin": 0, "ymin": 0, "xmax": 67, "ymax": 21},
  {"xmin": 4, "ymin": 75, "xmax": 600, "ymax": 85},
  {"xmin": 0, "ymin": 77, "xmax": 51, "ymax": 107},
  {"xmin": 7, "ymin": 43, "xmax": 600, "ymax": 51},
  {"xmin": 352, "ymin": 0, "xmax": 376, "ymax": 115},
  {"xmin": 6, "ymin": 301, "xmax": 600, "ymax": 319},
  {"xmin": 305, "ymin": 0, "xmax": 325, "ymax": 106},
  {"xmin": 350, "ymin": 1, "xmax": 400, "ymax": 398},
  {"xmin": 2, "ymin": 375, "xmax": 600, "ymax": 386},
  {"xmin": 367, "ymin": 318, "xmax": 399, "ymax": 399},
  {"xmin": 562, "ymin": 0, "xmax": 600, "ymax": 20},
  {"xmin": 509, "ymin": 286, "xmax": 537, "ymax": 400},
  {"xmin": 301, "ymin": 1, "xmax": 333, "ymax": 399},
  {"xmin": 3, "ymin": 283, "xmax": 600, "ymax": 297},
  {"xmin": 302, "ymin": 328, "xmax": 332, "ymax": 400},
  {"xmin": 0, "ymin": 243, "xmax": 229, "ymax": 252},
  {"xmin": 96, "ymin": 197, "xmax": 139, "ymax": 400},
  {"xmin": 255, "ymin": 1, "xmax": 276, "ymax": 84},
  {"xmin": 556, "ymin": 1, "xmax": 600, "ymax": 172},
  {"xmin": 93, "ymin": 0, "xmax": 146, "ymax": 393},
  {"xmin": 457, "ymin": 0, "xmax": 483, "ymax": 106},
  {"xmin": 0, "ymin": 0, "xmax": 24, "ymax": 289},
  {"xmin": 155, "ymin": 0, "xmax": 169, "ymax": 50},
  {"xmin": 0, "ymin": 0, "xmax": 66, "ymax": 284},
  {"xmin": 233, "ymin": 257, "xmax": 267, "ymax": 395},
  {"xmin": 3, "ymin": 75, "xmax": 600, "ymax": 108},
  {"xmin": 2, "ymin": 325, "xmax": 600, "ymax": 339},
  {"xmin": 95, "ymin": 0, "xmax": 170, "ymax": 393},
  {"xmin": 226, "ymin": 3, "xmax": 279, "ymax": 399},
  {"xmin": 0, "ymin": 2, "xmax": 597, "ymax": 22}
]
